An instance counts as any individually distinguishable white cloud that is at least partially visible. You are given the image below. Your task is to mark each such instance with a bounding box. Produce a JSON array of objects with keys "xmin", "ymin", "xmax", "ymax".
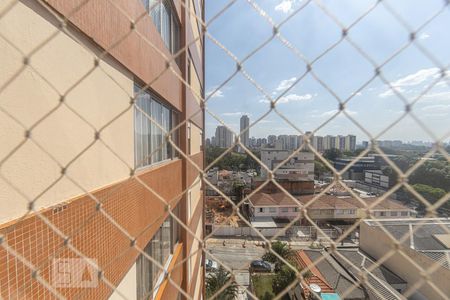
[
  {"xmin": 419, "ymin": 33, "xmax": 430, "ymax": 40},
  {"xmin": 422, "ymin": 91, "xmax": 450, "ymax": 101},
  {"xmin": 275, "ymin": 77, "xmax": 297, "ymax": 91},
  {"xmin": 421, "ymin": 104, "xmax": 450, "ymax": 112},
  {"xmin": 391, "ymin": 68, "xmax": 439, "ymax": 87},
  {"xmin": 222, "ymin": 112, "xmax": 252, "ymax": 117},
  {"xmin": 378, "ymin": 67, "xmax": 440, "ymax": 98},
  {"xmin": 275, "ymin": 0, "xmax": 294, "ymax": 13},
  {"xmin": 315, "ymin": 109, "xmax": 358, "ymax": 118},
  {"xmin": 259, "ymin": 93, "xmax": 314, "ymax": 104},
  {"xmin": 351, "ymin": 91, "xmax": 362, "ymax": 97},
  {"xmin": 206, "ymin": 88, "xmax": 224, "ymax": 99}
]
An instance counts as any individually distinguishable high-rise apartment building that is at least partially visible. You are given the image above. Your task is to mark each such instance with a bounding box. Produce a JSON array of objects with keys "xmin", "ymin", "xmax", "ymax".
[
  {"xmin": 240, "ymin": 115, "xmax": 250, "ymax": 147},
  {"xmin": 345, "ymin": 135, "xmax": 357, "ymax": 152},
  {"xmin": 0, "ymin": 0, "xmax": 204, "ymax": 299},
  {"xmin": 214, "ymin": 125, "xmax": 233, "ymax": 148}
]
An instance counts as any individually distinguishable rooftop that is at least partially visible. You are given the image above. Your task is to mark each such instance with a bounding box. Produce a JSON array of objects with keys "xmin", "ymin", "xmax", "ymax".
[
  {"xmin": 363, "ymin": 218, "xmax": 450, "ymax": 269},
  {"xmin": 301, "ymin": 249, "xmax": 405, "ymax": 300},
  {"xmin": 248, "ymin": 192, "xmax": 410, "ymax": 212}
]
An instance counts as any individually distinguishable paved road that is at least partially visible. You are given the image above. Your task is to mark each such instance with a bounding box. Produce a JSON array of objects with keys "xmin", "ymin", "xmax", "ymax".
[{"xmin": 206, "ymin": 243, "xmax": 266, "ymax": 271}]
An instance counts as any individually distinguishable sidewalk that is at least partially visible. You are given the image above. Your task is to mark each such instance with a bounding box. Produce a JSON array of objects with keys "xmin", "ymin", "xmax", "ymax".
[{"xmin": 206, "ymin": 237, "xmax": 359, "ymax": 249}]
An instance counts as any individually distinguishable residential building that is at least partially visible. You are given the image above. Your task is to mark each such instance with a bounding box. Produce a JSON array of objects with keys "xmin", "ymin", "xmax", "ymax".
[
  {"xmin": 240, "ymin": 115, "xmax": 250, "ymax": 148},
  {"xmin": 268, "ymin": 134, "xmax": 277, "ymax": 146},
  {"xmin": 247, "ymin": 193, "xmax": 412, "ymax": 223},
  {"xmin": 313, "ymin": 135, "xmax": 324, "ymax": 152},
  {"xmin": 334, "ymin": 157, "xmax": 377, "ymax": 180},
  {"xmin": 260, "ymin": 149, "xmax": 315, "ymax": 180},
  {"xmin": 0, "ymin": 0, "xmax": 204, "ymax": 299},
  {"xmin": 345, "ymin": 134, "xmax": 356, "ymax": 151},
  {"xmin": 323, "ymin": 135, "xmax": 336, "ymax": 151},
  {"xmin": 361, "ymin": 219, "xmax": 450, "ymax": 300},
  {"xmin": 214, "ymin": 125, "xmax": 233, "ymax": 148}
]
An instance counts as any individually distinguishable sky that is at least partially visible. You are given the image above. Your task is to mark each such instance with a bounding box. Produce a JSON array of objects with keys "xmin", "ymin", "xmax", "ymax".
[{"xmin": 203, "ymin": 0, "xmax": 450, "ymax": 143}]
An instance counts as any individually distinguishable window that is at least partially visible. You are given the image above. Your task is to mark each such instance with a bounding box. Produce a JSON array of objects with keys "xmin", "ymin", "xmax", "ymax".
[
  {"xmin": 281, "ymin": 208, "xmax": 288, "ymax": 213},
  {"xmin": 144, "ymin": 0, "xmax": 180, "ymax": 55},
  {"xmin": 391, "ymin": 211, "xmax": 398, "ymax": 216},
  {"xmin": 401, "ymin": 211, "xmax": 408, "ymax": 216},
  {"xmin": 294, "ymin": 207, "xmax": 299, "ymax": 212},
  {"xmin": 259, "ymin": 208, "xmax": 264, "ymax": 213},
  {"xmin": 269, "ymin": 207, "xmax": 276, "ymax": 213},
  {"xmin": 380, "ymin": 211, "xmax": 386, "ymax": 217},
  {"xmin": 136, "ymin": 207, "xmax": 180, "ymax": 299},
  {"xmin": 134, "ymin": 84, "xmax": 178, "ymax": 168}
]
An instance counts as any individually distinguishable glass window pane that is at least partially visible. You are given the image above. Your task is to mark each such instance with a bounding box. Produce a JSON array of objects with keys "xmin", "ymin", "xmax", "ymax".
[
  {"xmin": 149, "ymin": 0, "xmax": 161, "ymax": 33},
  {"xmin": 161, "ymin": 106, "xmax": 170, "ymax": 160},
  {"xmin": 161, "ymin": 1, "xmax": 171, "ymax": 49},
  {"xmin": 141, "ymin": 0, "xmax": 150, "ymax": 11}
]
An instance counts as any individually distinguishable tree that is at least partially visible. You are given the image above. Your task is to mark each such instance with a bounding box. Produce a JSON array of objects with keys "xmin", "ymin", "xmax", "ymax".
[
  {"xmin": 323, "ymin": 149, "xmax": 342, "ymax": 161},
  {"xmin": 232, "ymin": 180, "xmax": 245, "ymax": 202},
  {"xmin": 413, "ymin": 184, "xmax": 446, "ymax": 203},
  {"xmin": 272, "ymin": 264, "xmax": 297, "ymax": 296},
  {"xmin": 314, "ymin": 160, "xmax": 329, "ymax": 179},
  {"xmin": 271, "ymin": 263, "xmax": 312, "ymax": 297},
  {"xmin": 262, "ymin": 241, "xmax": 294, "ymax": 271},
  {"xmin": 206, "ymin": 266, "xmax": 238, "ymax": 300}
]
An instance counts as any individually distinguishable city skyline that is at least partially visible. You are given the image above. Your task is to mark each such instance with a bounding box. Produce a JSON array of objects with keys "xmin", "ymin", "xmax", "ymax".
[{"xmin": 205, "ymin": 0, "xmax": 450, "ymax": 143}]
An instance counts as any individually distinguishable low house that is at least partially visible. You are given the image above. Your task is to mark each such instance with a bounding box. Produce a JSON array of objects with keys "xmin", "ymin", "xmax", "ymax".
[
  {"xmin": 247, "ymin": 192, "xmax": 414, "ymax": 225},
  {"xmin": 248, "ymin": 192, "xmax": 300, "ymax": 220}
]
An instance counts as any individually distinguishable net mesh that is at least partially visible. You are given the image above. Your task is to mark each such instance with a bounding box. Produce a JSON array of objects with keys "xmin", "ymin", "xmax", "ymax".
[{"xmin": 0, "ymin": 0, "xmax": 449, "ymax": 299}]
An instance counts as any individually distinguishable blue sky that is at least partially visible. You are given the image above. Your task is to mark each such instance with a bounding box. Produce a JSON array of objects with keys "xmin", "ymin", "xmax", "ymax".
[{"xmin": 204, "ymin": 0, "xmax": 450, "ymax": 143}]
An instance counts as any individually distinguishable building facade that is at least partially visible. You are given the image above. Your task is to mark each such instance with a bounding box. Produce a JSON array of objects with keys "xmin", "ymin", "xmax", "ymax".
[
  {"xmin": 214, "ymin": 125, "xmax": 233, "ymax": 148},
  {"xmin": 239, "ymin": 115, "xmax": 250, "ymax": 148},
  {"xmin": 260, "ymin": 149, "xmax": 315, "ymax": 180},
  {"xmin": 0, "ymin": 0, "xmax": 204, "ymax": 299}
]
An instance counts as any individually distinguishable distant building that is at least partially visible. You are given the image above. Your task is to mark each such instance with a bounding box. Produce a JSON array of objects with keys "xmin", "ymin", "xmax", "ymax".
[
  {"xmin": 334, "ymin": 157, "xmax": 377, "ymax": 180},
  {"xmin": 313, "ymin": 135, "xmax": 324, "ymax": 152},
  {"xmin": 240, "ymin": 115, "xmax": 250, "ymax": 147},
  {"xmin": 214, "ymin": 125, "xmax": 233, "ymax": 148},
  {"xmin": 362, "ymin": 140, "xmax": 369, "ymax": 148},
  {"xmin": 345, "ymin": 134, "xmax": 356, "ymax": 151},
  {"xmin": 364, "ymin": 170, "xmax": 390, "ymax": 189},
  {"xmin": 260, "ymin": 149, "xmax": 315, "ymax": 180},
  {"xmin": 323, "ymin": 135, "xmax": 336, "ymax": 150},
  {"xmin": 267, "ymin": 135, "xmax": 277, "ymax": 146},
  {"xmin": 205, "ymin": 137, "xmax": 211, "ymax": 147},
  {"xmin": 361, "ymin": 219, "xmax": 450, "ymax": 300}
]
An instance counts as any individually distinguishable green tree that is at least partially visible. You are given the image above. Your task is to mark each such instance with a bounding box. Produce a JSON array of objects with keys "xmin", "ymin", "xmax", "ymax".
[
  {"xmin": 262, "ymin": 241, "xmax": 294, "ymax": 271},
  {"xmin": 323, "ymin": 148, "xmax": 342, "ymax": 161},
  {"xmin": 232, "ymin": 181, "xmax": 245, "ymax": 202},
  {"xmin": 413, "ymin": 184, "xmax": 446, "ymax": 203},
  {"xmin": 206, "ymin": 266, "xmax": 238, "ymax": 300},
  {"xmin": 271, "ymin": 264, "xmax": 296, "ymax": 296},
  {"xmin": 271, "ymin": 263, "xmax": 312, "ymax": 297},
  {"xmin": 314, "ymin": 160, "xmax": 330, "ymax": 179}
]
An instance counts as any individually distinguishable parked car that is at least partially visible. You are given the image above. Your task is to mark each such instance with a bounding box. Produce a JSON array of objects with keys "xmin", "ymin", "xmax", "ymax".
[
  {"xmin": 249, "ymin": 260, "xmax": 272, "ymax": 273},
  {"xmin": 205, "ymin": 259, "xmax": 218, "ymax": 272}
]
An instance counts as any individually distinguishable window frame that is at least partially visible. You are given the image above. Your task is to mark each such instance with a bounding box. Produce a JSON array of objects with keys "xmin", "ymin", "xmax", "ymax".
[{"xmin": 134, "ymin": 84, "xmax": 179, "ymax": 169}]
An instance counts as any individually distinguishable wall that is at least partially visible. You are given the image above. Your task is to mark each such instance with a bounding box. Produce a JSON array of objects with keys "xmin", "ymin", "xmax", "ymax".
[
  {"xmin": 0, "ymin": 0, "xmax": 134, "ymax": 224},
  {"xmin": 110, "ymin": 262, "xmax": 137, "ymax": 300}
]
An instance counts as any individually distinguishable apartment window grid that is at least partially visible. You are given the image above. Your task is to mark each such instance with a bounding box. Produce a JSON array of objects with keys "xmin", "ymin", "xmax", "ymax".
[
  {"xmin": 0, "ymin": 0, "xmax": 449, "ymax": 300},
  {"xmin": 142, "ymin": 0, "xmax": 180, "ymax": 58},
  {"xmin": 134, "ymin": 84, "xmax": 179, "ymax": 168}
]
